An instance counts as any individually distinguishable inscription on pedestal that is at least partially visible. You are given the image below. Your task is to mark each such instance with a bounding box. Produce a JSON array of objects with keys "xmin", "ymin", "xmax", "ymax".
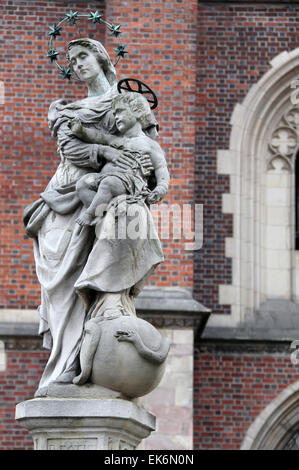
[
  {"xmin": 108, "ymin": 437, "xmax": 134, "ymax": 450},
  {"xmin": 47, "ymin": 438, "xmax": 97, "ymax": 450},
  {"xmin": 16, "ymin": 397, "xmax": 156, "ymax": 451}
]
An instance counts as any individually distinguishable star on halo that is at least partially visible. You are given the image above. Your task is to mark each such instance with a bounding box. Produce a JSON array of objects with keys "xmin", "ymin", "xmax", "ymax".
[
  {"xmin": 66, "ymin": 10, "xmax": 79, "ymax": 25},
  {"xmin": 114, "ymin": 44, "xmax": 128, "ymax": 58},
  {"xmin": 88, "ymin": 11, "xmax": 103, "ymax": 24},
  {"xmin": 48, "ymin": 24, "xmax": 62, "ymax": 39},
  {"xmin": 47, "ymin": 49, "xmax": 59, "ymax": 62},
  {"xmin": 109, "ymin": 24, "xmax": 121, "ymax": 37},
  {"xmin": 59, "ymin": 67, "xmax": 73, "ymax": 80}
]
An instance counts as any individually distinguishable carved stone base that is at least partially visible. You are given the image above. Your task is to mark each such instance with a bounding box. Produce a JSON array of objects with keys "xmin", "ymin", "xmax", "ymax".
[{"xmin": 15, "ymin": 397, "xmax": 155, "ymax": 450}]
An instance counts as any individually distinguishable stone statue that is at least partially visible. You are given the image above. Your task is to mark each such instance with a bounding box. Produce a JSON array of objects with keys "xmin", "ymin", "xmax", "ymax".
[
  {"xmin": 23, "ymin": 38, "xmax": 170, "ymax": 398},
  {"xmin": 73, "ymin": 311, "xmax": 170, "ymax": 398}
]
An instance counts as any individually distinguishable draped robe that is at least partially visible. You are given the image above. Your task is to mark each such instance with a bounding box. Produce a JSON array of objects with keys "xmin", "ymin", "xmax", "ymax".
[{"xmin": 24, "ymin": 84, "xmax": 164, "ymax": 391}]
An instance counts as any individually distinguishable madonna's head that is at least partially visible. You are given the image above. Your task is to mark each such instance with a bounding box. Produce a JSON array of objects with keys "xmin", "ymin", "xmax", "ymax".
[{"xmin": 67, "ymin": 38, "xmax": 117, "ymax": 86}]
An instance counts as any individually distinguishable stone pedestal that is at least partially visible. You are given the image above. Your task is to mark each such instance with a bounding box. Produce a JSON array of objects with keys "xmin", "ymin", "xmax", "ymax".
[{"xmin": 15, "ymin": 397, "xmax": 155, "ymax": 450}]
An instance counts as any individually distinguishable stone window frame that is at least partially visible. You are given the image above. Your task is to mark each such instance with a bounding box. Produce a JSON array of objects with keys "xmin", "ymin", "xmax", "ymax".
[
  {"xmin": 241, "ymin": 380, "xmax": 299, "ymax": 450},
  {"xmin": 210, "ymin": 49, "xmax": 299, "ymax": 328}
]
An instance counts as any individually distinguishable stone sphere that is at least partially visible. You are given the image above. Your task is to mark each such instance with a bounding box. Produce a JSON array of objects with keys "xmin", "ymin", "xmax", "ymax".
[{"xmin": 90, "ymin": 315, "xmax": 167, "ymax": 398}]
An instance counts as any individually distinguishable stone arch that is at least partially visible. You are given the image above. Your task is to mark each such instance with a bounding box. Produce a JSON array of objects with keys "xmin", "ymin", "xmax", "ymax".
[
  {"xmin": 241, "ymin": 380, "xmax": 299, "ymax": 450},
  {"xmin": 210, "ymin": 49, "xmax": 299, "ymax": 328}
]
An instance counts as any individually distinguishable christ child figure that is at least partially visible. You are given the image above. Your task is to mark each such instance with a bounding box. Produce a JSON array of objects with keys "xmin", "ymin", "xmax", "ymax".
[{"xmin": 69, "ymin": 92, "xmax": 170, "ymax": 227}]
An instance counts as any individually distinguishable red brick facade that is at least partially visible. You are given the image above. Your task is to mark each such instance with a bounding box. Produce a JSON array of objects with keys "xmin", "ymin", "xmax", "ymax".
[
  {"xmin": 194, "ymin": 342, "xmax": 299, "ymax": 450},
  {"xmin": 0, "ymin": 344, "xmax": 47, "ymax": 449},
  {"xmin": 2, "ymin": 0, "xmax": 299, "ymax": 450},
  {"xmin": 0, "ymin": 0, "xmax": 197, "ymax": 311}
]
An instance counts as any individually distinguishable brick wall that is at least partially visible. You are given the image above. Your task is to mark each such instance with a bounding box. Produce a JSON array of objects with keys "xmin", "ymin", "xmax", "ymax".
[
  {"xmin": 105, "ymin": 0, "xmax": 198, "ymax": 290},
  {"xmin": 194, "ymin": 341, "xmax": 299, "ymax": 450},
  {"xmin": 0, "ymin": 0, "xmax": 199, "ymax": 312},
  {"xmin": 0, "ymin": 341, "xmax": 48, "ymax": 449},
  {"xmin": 0, "ymin": 0, "xmax": 107, "ymax": 309}
]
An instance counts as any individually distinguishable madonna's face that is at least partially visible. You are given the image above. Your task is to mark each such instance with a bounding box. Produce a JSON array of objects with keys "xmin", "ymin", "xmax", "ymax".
[{"xmin": 69, "ymin": 45, "xmax": 103, "ymax": 82}]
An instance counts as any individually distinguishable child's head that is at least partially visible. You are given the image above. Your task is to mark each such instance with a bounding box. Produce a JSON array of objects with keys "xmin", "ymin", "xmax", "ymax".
[{"xmin": 112, "ymin": 92, "xmax": 152, "ymax": 132}]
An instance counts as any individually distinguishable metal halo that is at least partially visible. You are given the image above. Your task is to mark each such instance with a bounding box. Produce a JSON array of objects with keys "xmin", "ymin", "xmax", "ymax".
[
  {"xmin": 47, "ymin": 10, "xmax": 128, "ymax": 81},
  {"xmin": 117, "ymin": 78, "xmax": 158, "ymax": 109}
]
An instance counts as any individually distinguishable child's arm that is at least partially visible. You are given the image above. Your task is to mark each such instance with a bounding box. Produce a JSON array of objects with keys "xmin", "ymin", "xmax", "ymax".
[
  {"xmin": 68, "ymin": 116, "xmax": 125, "ymax": 148},
  {"xmin": 68, "ymin": 117, "xmax": 143, "ymax": 170},
  {"xmin": 147, "ymin": 141, "xmax": 170, "ymax": 204},
  {"xmin": 68, "ymin": 116, "xmax": 109, "ymax": 144}
]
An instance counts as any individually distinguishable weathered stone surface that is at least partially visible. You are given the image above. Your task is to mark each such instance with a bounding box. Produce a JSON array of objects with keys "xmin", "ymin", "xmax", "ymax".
[
  {"xmin": 45, "ymin": 382, "xmax": 131, "ymax": 400},
  {"xmin": 203, "ymin": 299, "xmax": 299, "ymax": 341},
  {"xmin": 23, "ymin": 38, "xmax": 169, "ymax": 395},
  {"xmin": 72, "ymin": 314, "xmax": 170, "ymax": 398},
  {"xmin": 15, "ymin": 397, "xmax": 155, "ymax": 450},
  {"xmin": 140, "ymin": 329, "xmax": 194, "ymax": 450}
]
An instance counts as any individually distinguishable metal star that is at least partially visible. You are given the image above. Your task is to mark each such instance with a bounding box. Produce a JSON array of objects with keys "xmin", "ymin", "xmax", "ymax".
[
  {"xmin": 88, "ymin": 11, "xmax": 103, "ymax": 24},
  {"xmin": 66, "ymin": 10, "xmax": 79, "ymax": 25},
  {"xmin": 47, "ymin": 49, "xmax": 59, "ymax": 62},
  {"xmin": 114, "ymin": 44, "xmax": 128, "ymax": 58},
  {"xmin": 109, "ymin": 24, "xmax": 121, "ymax": 37},
  {"xmin": 48, "ymin": 24, "xmax": 62, "ymax": 39},
  {"xmin": 59, "ymin": 67, "xmax": 73, "ymax": 80}
]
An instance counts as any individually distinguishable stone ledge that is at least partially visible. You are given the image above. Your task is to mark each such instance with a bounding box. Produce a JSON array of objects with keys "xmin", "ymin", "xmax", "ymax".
[
  {"xmin": 196, "ymin": 340, "xmax": 292, "ymax": 355},
  {"xmin": 15, "ymin": 397, "xmax": 155, "ymax": 450},
  {"xmin": 0, "ymin": 288, "xmax": 211, "ymax": 341},
  {"xmin": 136, "ymin": 287, "xmax": 208, "ymax": 312},
  {"xmin": 202, "ymin": 327, "xmax": 299, "ymax": 343},
  {"xmin": 16, "ymin": 397, "xmax": 154, "ymax": 424},
  {"xmin": 0, "ymin": 322, "xmax": 39, "ymax": 336},
  {"xmin": 202, "ymin": 299, "xmax": 299, "ymax": 342},
  {"xmin": 136, "ymin": 288, "xmax": 210, "ymax": 340},
  {"xmin": 0, "ymin": 309, "xmax": 37, "ymax": 323}
]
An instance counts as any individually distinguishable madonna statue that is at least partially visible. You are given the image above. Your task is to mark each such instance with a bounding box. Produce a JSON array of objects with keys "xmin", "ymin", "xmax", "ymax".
[{"xmin": 24, "ymin": 38, "xmax": 170, "ymax": 398}]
